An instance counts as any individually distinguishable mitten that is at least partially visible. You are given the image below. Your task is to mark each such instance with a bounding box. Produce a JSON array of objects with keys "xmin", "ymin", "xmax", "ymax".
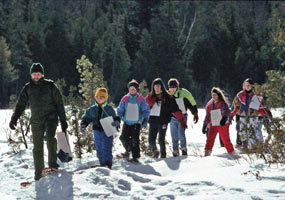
[
  {"xmin": 180, "ymin": 120, "xmax": 188, "ymax": 130},
  {"xmin": 220, "ymin": 116, "xmax": 227, "ymax": 126},
  {"xmin": 141, "ymin": 118, "xmax": 148, "ymax": 128},
  {"xmin": 9, "ymin": 116, "xmax": 18, "ymax": 130},
  {"xmin": 236, "ymin": 114, "xmax": 240, "ymax": 122},
  {"xmin": 60, "ymin": 120, "xmax": 68, "ymax": 132},
  {"xmin": 202, "ymin": 124, "xmax": 207, "ymax": 134},
  {"xmin": 111, "ymin": 120, "xmax": 120, "ymax": 127},
  {"xmin": 193, "ymin": 113, "xmax": 199, "ymax": 124},
  {"xmin": 267, "ymin": 110, "xmax": 273, "ymax": 121}
]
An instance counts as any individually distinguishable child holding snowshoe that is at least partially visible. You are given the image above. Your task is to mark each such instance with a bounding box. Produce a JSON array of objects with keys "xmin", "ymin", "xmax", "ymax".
[
  {"xmin": 202, "ymin": 87, "xmax": 234, "ymax": 156},
  {"xmin": 116, "ymin": 79, "xmax": 150, "ymax": 163},
  {"xmin": 80, "ymin": 88, "xmax": 120, "ymax": 169}
]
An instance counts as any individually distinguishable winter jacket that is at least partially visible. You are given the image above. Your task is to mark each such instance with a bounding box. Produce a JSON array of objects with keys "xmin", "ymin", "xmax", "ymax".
[
  {"xmin": 81, "ymin": 102, "xmax": 117, "ymax": 131},
  {"xmin": 231, "ymin": 90, "xmax": 266, "ymax": 117},
  {"xmin": 12, "ymin": 78, "xmax": 66, "ymax": 123},
  {"xmin": 117, "ymin": 93, "xmax": 150, "ymax": 125},
  {"xmin": 145, "ymin": 92, "xmax": 183, "ymax": 124},
  {"xmin": 168, "ymin": 88, "xmax": 198, "ymax": 115},
  {"xmin": 204, "ymin": 99, "xmax": 231, "ymax": 126}
]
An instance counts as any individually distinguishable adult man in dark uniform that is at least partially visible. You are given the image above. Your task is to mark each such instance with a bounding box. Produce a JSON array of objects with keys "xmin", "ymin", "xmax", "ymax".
[{"xmin": 9, "ymin": 63, "xmax": 68, "ymax": 180}]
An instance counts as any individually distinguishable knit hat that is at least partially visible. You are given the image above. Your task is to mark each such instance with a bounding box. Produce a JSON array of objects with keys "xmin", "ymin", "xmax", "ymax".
[
  {"xmin": 168, "ymin": 78, "xmax": 179, "ymax": 88},
  {"xmin": 127, "ymin": 79, "xmax": 139, "ymax": 91},
  {"xmin": 30, "ymin": 63, "xmax": 44, "ymax": 75},
  {"xmin": 95, "ymin": 88, "xmax": 108, "ymax": 100}
]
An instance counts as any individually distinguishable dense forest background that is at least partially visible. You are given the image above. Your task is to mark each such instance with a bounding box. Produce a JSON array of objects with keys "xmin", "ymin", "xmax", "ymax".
[{"xmin": 0, "ymin": 0, "xmax": 284, "ymax": 108}]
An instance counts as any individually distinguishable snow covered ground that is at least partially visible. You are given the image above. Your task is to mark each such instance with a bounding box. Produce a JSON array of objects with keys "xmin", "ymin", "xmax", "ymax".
[{"xmin": 0, "ymin": 109, "xmax": 284, "ymax": 200}]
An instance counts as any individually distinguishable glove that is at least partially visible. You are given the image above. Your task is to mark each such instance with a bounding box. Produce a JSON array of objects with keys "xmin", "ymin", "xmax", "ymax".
[
  {"xmin": 202, "ymin": 124, "xmax": 207, "ymax": 134},
  {"xmin": 111, "ymin": 120, "xmax": 120, "ymax": 131},
  {"xmin": 60, "ymin": 120, "xmax": 68, "ymax": 132},
  {"xmin": 111, "ymin": 120, "xmax": 120, "ymax": 127},
  {"xmin": 220, "ymin": 116, "xmax": 227, "ymax": 126},
  {"xmin": 228, "ymin": 115, "xmax": 233, "ymax": 124},
  {"xmin": 141, "ymin": 118, "xmax": 148, "ymax": 128},
  {"xmin": 236, "ymin": 114, "xmax": 240, "ymax": 122},
  {"xmin": 193, "ymin": 113, "xmax": 199, "ymax": 124},
  {"xmin": 264, "ymin": 116, "xmax": 270, "ymax": 125},
  {"xmin": 267, "ymin": 110, "xmax": 273, "ymax": 121},
  {"xmin": 9, "ymin": 116, "xmax": 18, "ymax": 130},
  {"xmin": 180, "ymin": 120, "xmax": 188, "ymax": 130},
  {"xmin": 80, "ymin": 123, "xmax": 86, "ymax": 134}
]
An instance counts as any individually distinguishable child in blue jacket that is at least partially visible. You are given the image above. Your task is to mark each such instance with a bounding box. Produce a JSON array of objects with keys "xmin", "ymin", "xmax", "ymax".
[
  {"xmin": 80, "ymin": 88, "xmax": 120, "ymax": 169},
  {"xmin": 117, "ymin": 79, "xmax": 150, "ymax": 163}
]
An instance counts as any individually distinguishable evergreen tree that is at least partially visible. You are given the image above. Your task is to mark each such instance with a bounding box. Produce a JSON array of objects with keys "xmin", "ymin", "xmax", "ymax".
[
  {"xmin": 25, "ymin": 0, "xmax": 46, "ymax": 65},
  {"xmin": 76, "ymin": 55, "xmax": 107, "ymax": 106},
  {"xmin": 188, "ymin": 2, "xmax": 220, "ymax": 102},
  {"xmin": 89, "ymin": 3, "xmax": 131, "ymax": 104},
  {"xmin": 0, "ymin": 2, "xmax": 7, "ymax": 38},
  {"xmin": 69, "ymin": 17, "xmax": 91, "ymax": 63},
  {"xmin": 76, "ymin": 54, "xmax": 108, "ymax": 155},
  {"xmin": 109, "ymin": 37, "xmax": 131, "ymax": 104},
  {"xmin": 0, "ymin": 0, "xmax": 282, "ymax": 109},
  {"xmin": 133, "ymin": 29, "xmax": 154, "ymax": 85},
  {"xmin": 7, "ymin": 0, "xmax": 32, "ymax": 95},
  {"xmin": 43, "ymin": 10, "xmax": 77, "ymax": 90},
  {"xmin": 0, "ymin": 37, "xmax": 17, "ymax": 107},
  {"xmin": 255, "ymin": 17, "xmax": 285, "ymax": 164},
  {"xmin": 90, "ymin": 13, "xmax": 113, "ymax": 82},
  {"xmin": 65, "ymin": 85, "xmax": 88, "ymax": 158}
]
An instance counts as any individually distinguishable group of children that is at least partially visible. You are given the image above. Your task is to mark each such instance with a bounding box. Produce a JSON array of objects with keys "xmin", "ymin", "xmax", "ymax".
[{"xmin": 80, "ymin": 77, "xmax": 269, "ymax": 168}]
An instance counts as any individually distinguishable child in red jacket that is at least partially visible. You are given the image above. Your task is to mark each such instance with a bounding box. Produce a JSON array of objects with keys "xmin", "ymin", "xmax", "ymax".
[{"xmin": 202, "ymin": 87, "xmax": 234, "ymax": 156}]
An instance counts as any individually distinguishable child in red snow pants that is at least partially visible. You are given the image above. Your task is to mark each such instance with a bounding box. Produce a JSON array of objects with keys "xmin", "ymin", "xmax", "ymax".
[{"xmin": 205, "ymin": 124, "xmax": 234, "ymax": 153}]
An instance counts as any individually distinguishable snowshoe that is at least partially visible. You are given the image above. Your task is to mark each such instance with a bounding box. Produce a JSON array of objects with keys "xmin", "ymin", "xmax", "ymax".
[
  {"xmin": 127, "ymin": 158, "xmax": 141, "ymax": 165},
  {"xmin": 20, "ymin": 168, "xmax": 58, "ymax": 187},
  {"xmin": 42, "ymin": 167, "xmax": 59, "ymax": 176},
  {"xmin": 116, "ymin": 152, "xmax": 130, "ymax": 159},
  {"xmin": 20, "ymin": 181, "xmax": 33, "ymax": 187}
]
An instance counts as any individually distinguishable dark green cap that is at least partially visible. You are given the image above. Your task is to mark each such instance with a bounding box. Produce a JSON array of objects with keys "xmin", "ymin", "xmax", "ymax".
[{"xmin": 30, "ymin": 63, "xmax": 44, "ymax": 75}]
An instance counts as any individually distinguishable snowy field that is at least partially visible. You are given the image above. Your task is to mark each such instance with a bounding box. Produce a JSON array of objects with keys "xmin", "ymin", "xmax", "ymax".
[{"xmin": 0, "ymin": 109, "xmax": 284, "ymax": 200}]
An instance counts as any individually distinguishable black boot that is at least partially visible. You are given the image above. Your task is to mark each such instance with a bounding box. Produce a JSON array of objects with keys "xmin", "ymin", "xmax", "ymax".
[
  {"xmin": 160, "ymin": 153, "xmax": 166, "ymax": 158},
  {"xmin": 153, "ymin": 150, "xmax": 159, "ymax": 158},
  {"xmin": 172, "ymin": 150, "xmax": 179, "ymax": 157},
  {"xmin": 182, "ymin": 150, "xmax": 187, "ymax": 156},
  {"xmin": 129, "ymin": 158, "xmax": 139, "ymax": 164},
  {"xmin": 104, "ymin": 161, "xmax": 112, "ymax": 169},
  {"xmin": 181, "ymin": 148, "xmax": 188, "ymax": 156},
  {"xmin": 34, "ymin": 173, "xmax": 43, "ymax": 181}
]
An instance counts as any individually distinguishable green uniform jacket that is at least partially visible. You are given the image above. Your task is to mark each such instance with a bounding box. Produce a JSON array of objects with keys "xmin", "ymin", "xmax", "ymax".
[
  {"xmin": 168, "ymin": 88, "xmax": 198, "ymax": 115},
  {"xmin": 12, "ymin": 78, "xmax": 66, "ymax": 123}
]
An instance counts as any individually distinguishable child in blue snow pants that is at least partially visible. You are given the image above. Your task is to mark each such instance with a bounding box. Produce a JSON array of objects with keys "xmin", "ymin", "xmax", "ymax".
[{"xmin": 93, "ymin": 130, "xmax": 113, "ymax": 166}]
